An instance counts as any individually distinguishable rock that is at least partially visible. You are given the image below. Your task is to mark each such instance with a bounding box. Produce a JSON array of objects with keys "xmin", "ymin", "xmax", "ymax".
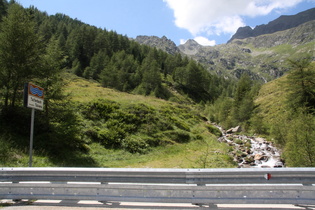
[
  {"xmin": 274, "ymin": 161, "xmax": 284, "ymax": 168},
  {"xmin": 250, "ymin": 162, "xmax": 257, "ymax": 166},
  {"xmin": 232, "ymin": 126, "xmax": 241, "ymax": 133},
  {"xmin": 245, "ymin": 156, "xmax": 254, "ymax": 163},
  {"xmin": 241, "ymin": 153, "xmax": 248, "ymax": 158},
  {"xmin": 254, "ymin": 154, "xmax": 264, "ymax": 160},
  {"xmin": 226, "ymin": 126, "xmax": 241, "ymax": 133},
  {"xmin": 242, "ymin": 48, "xmax": 252, "ymax": 53},
  {"xmin": 255, "ymin": 137, "xmax": 265, "ymax": 143}
]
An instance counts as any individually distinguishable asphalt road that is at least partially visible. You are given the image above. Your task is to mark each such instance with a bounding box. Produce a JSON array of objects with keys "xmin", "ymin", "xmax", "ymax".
[{"xmin": 1, "ymin": 199, "xmax": 315, "ymax": 210}]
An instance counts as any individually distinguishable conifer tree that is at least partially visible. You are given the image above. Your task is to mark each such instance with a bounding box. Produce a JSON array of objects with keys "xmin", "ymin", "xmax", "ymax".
[
  {"xmin": 0, "ymin": 3, "xmax": 42, "ymax": 108},
  {"xmin": 285, "ymin": 55, "xmax": 315, "ymax": 112},
  {"xmin": 0, "ymin": 0, "xmax": 8, "ymax": 21},
  {"xmin": 232, "ymin": 73, "xmax": 254, "ymax": 125},
  {"xmin": 283, "ymin": 109, "xmax": 315, "ymax": 166},
  {"xmin": 37, "ymin": 36, "xmax": 66, "ymax": 121}
]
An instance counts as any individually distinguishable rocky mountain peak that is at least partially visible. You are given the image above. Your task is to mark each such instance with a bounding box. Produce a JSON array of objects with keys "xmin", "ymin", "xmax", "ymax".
[
  {"xmin": 183, "ymin": 39, "xmax": 200, "ymax": 46},
  {"xmin": 135, "ymin": 35, "xmax": 180, "ymax": 55},
  {"xmin": 178, "ymin": 39, "xmax": 202, "ymax": 55}
]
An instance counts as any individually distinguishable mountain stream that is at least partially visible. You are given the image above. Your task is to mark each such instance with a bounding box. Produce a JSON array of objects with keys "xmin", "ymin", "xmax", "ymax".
[{"xmin": 215, "ymin": 124, "xmax": 284, "ymax": 168}]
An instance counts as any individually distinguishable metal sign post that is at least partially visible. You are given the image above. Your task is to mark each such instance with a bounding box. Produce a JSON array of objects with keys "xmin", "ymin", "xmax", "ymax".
[
  {"xmin": 24, "ymin": 83, "xmax": 44, "ymax": 167},
  {"xmin": 29, "ymin": 108, "xmax": 35, "ymax": 167}
]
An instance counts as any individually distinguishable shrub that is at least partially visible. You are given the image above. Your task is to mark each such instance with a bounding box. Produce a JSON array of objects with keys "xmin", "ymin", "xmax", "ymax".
[
  {"xmin": 82, "ymin": 99, "xmax": 119, "ymax": 121},
  {"xmin": 234, "ymin": 139, "xmax": 243, "ymax": 145},
  {"xmin": 0, "ymin": 137, "xmax": 15, "ymax": 164},
  {"xmin": 159, "ymin": 130, "xmax": 191, "ymax": 143},
  {"xmin": 205, "ymin": 124, "xmax": 222, "ymax": 137},
  {"xmin": 122, "ymin": 135, "xmax": 150, "ymax": 154},
  {"xmin": 98, "ymin": 128, "xmax": 125, "ymax": 148}
]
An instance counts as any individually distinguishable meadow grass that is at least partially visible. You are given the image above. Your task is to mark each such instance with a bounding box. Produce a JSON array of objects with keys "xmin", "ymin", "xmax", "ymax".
[
  {"xmin": 1, "ymin": 74, "xmax": 235, "ymax": 168},
  {"xmin": 64, "ymin": 74, "xmax": 235, "ymax": 168}
]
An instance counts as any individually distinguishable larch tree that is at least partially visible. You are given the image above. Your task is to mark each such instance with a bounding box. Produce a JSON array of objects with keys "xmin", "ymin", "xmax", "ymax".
[
  {"xmin": 285, "ymin": 55, "xmax": 315, "ymax": 113},
  {"xmin": 0, "ymin": 3, "xmax": 42, "ymax": 108},
  {"xmin": 37, "ymin": 36, "xmax": 66, "ymax": 122}
]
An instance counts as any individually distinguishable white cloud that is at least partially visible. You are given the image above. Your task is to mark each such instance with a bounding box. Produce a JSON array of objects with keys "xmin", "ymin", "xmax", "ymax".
[
  {"xmin": 164, "ymin": 0, "xmax": 304, "ymax": 36},
  {"xmin": 180, "ymin": 39, "xmax": 187, "ymax": 45},
  {"xmin": 194, "ymin": 36, "xmax": 216, "ymax": 46}
]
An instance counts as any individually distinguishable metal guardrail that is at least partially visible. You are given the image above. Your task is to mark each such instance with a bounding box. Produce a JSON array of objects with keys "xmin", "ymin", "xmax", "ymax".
[{"xmin": 0, "ymin": 167, "xmax": 315, "ymax": 205}]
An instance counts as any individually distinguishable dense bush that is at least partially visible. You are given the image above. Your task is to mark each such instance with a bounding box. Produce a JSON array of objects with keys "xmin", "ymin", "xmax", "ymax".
[
  {"xmin": 79, "ymin": 99, "xmax": 202, "ymax": 153},
  {"xmin": 121, "ymin": 135, "xmax": 150, "ymax": 154}
]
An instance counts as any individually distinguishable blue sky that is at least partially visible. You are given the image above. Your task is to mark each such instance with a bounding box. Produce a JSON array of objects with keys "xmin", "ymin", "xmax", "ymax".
[{"xmin": 18, "ymin": 0, "xmax": 315, "ymax": 46}]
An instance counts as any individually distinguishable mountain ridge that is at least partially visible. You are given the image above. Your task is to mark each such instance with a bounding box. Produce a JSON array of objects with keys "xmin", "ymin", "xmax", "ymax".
[
  {"xmin": 134, "ymin": 8, "xmax": 315, "ymax": 82},
  {"xmin": 228, "ymin": 7, "xmax": 315, "ymax": 42}
]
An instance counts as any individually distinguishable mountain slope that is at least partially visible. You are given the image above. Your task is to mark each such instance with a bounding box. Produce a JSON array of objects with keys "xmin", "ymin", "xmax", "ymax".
[
  {"xmin": 64, "ymin": 74, "xmax": 235, "ymax": 168},
  {"xmin": 180, "ymin": 20, "xmax": 315, "ymax": 81},
  {"xmin": 228, "ymin": 7, "xmax": 315, "ymax": 42},
  {"xmin": 134, "ymin": 8, "xmax": 315, "ymax": 82}
]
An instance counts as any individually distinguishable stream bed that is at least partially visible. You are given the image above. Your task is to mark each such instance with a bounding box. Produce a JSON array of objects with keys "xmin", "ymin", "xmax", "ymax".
[{"xmin": 215, "ymin": 125, "xmax": 285, "ymax": 168}]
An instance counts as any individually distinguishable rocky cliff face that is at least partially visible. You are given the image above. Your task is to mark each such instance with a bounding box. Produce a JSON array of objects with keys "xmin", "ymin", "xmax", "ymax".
[{"xmin": 228, "ymin": 7, "xmax": 315, "ymax": 42}]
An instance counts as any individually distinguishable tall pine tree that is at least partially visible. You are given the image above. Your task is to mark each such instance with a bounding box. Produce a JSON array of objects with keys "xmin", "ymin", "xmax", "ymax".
[{"xmin": 0, "ymin": 3, "xmax": 42, "ymax": 108}]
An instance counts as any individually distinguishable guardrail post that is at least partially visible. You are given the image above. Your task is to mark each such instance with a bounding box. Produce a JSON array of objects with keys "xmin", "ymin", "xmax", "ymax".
[{"xmin": 12, "ymin": 181, "xmax": 21, "ymax": 202}]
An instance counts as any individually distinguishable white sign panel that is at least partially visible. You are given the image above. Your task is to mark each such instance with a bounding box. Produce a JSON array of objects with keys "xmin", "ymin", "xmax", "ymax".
[{"xmin": 27, "ymin": 95, "xmax": 44, "ymax": 110}]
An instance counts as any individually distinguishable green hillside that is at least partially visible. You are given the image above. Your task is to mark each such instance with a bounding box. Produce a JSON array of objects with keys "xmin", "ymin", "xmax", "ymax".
[
  {"xmin": 252, "ymin": 61, "xmax": 315, "ymax": 166},
  {"xmin": 0, "ymin": 73, "xmax": 235, "ymax": 168},
  {"xmin": 254, "ymin": 76, "xmax": 289, "ymax": 123}
]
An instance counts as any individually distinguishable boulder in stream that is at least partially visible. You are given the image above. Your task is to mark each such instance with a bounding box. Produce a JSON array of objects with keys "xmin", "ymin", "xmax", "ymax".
[{"xmin": 226, "ymin": 126, "xmax": 241, "ymax": 133}]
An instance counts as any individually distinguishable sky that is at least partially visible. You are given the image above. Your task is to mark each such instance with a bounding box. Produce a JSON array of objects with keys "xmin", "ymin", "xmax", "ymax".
[{"xmin": 18, "ymin": 0, "xmax": 315, "ymax": 46}]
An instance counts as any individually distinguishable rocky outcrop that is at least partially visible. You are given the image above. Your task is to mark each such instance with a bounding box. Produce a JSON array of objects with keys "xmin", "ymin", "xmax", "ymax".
[{"xmin": 135, "ymin": 35, "xmax": 180, "ymax": 55}]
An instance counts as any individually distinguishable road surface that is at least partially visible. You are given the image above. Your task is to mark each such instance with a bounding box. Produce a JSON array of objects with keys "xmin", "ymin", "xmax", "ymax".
[{"xmin": 1, "ymin": 199, "xmax": 314, "ymax": 210}]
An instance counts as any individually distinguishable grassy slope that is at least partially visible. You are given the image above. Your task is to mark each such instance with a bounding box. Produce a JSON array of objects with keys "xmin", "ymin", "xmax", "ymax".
[
  {"xmin": 0, "ymin": 74, "xmax": 235, "ymax": 168},
  {"xmin": 65, "ymin": 74, "xmax": 235, "ymax": 168},
  {"xmin": 254, "ymin": 75, "xmax": 288, "ymax": 124},
  {"xmin": 255, "ymin": 61, "xmax": 315, "ymax": 124}
]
